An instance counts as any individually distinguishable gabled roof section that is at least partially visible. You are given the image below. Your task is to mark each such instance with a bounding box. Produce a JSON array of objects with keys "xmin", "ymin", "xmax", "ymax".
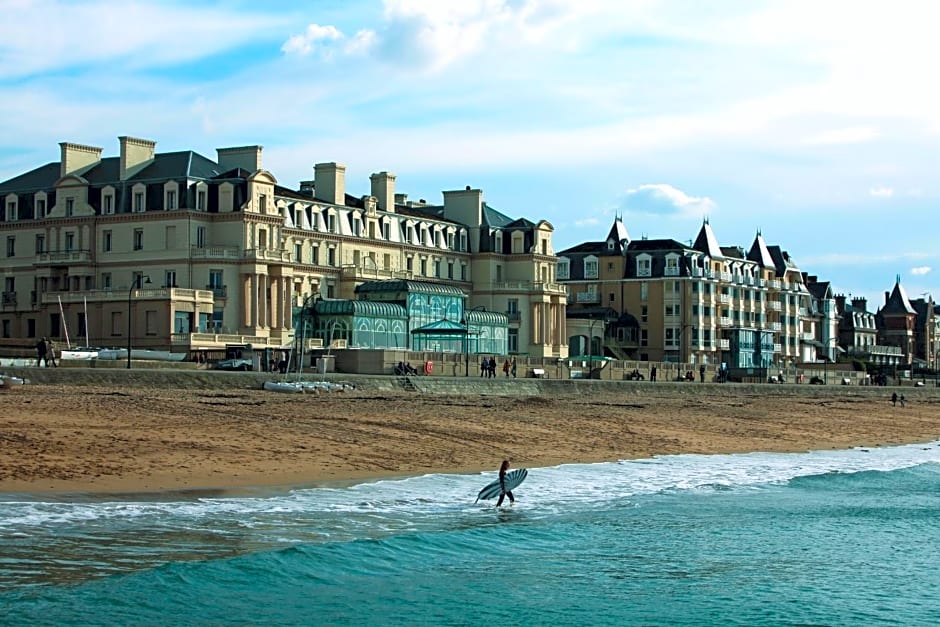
[
  {"xmin": 692, "ymin": 219, "xmax": 722, "ymax": 257},
  {"xmin": 882, "ymin": 276, "xmax": 917, "ymax": 315},
  {"xmin": 767, "ymin": 245, "xmax": 799, "ymax": 274},
  {"xmin": 720, "ymin": 246, "xmax": 745, "ymax": 259},
  {"xmin": 747, "ymin": 231, "xmax": 775, "ymax": 267},
  {"xmin": 130, "ymin": 151, "xmax": 220, "ymax": 181},
  {"xmin": 806, "ymin": 281, "xmax": 832, "ymax": 300}
]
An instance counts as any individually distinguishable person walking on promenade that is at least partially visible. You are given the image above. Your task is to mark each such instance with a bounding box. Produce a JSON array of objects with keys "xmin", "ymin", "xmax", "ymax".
[
  {"xmin": 503, "ymin": 359, "xmax": 511, "ymax": 377},
  {"xmin": 891, "ymin": 392, "xmax": 898, "ymax": 407},
  {"xmin": 480, "ymin": 357, "xmax": 487, "ymax": 377},
  {"xmin": 900, "ymin": 394, "xmax": 906, "ymax": 408},
  {"xmin": 511, "ymin": 357, "xmax": 517, "ymax": 379},
  {"xmin": 650, "ymin": 366, "xmax": 657, "ymax": 382},
  {"xmin": 44, "ymin": 338, "xmax": 58, "ymax": 367},
  {"xmin": 699, "ymin": 364, "xmax": 706, "ymax": 383},
  {"xmin": 36, "ymin": 337, "xmax": 47, "ymax": 367}
]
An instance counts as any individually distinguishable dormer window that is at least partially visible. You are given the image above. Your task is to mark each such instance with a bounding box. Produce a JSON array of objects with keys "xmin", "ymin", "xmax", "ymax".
[
  {"xmin": 35, "ymin": 197, "xmax": 46, "ymax": 218},
  {"xmin": 607, "ymin": 239, "xmax": 615, "ymax": 250},
  {"xmin": 460, "ymin": 231, "xmax": 467, "ymax": 252},
  {"xmin": 6, "ymin": 199, "xmax": 16, "ymax": 222},
  {"xmin": 584, "ymin": 256, "xmax": 598, "ymax": 279},
  {"xmin": 166, "ymin": 190, "xmax": 176, "ymax": 210},
  {"xmin": 103, "ymin": 193, "xmax": 114, "ymax": 214},
  {"xmin": 65, "ymin": 197, "xmax": 75, "ymax": 217},
  {"xmin": 665, "ymin": 254, "xmax": 679, "ymax": 276},
  {"xmin": 637, "ymin": 254, "xmax": 652, "ymax": 277},
  {"xmin": 557, "ymin": 258, "xmax": 570, "ymax": 280}
]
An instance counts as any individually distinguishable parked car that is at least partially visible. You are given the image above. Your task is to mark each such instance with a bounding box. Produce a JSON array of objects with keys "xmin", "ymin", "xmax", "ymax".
[{"xmin": 216, "ymin": 357, "xmax": 253, "ymax": 371}]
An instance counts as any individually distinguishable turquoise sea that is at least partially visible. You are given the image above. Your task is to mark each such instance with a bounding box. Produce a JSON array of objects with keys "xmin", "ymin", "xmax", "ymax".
[{"xmin": 3, "ymin": 442, "xmax": 940, "ymax": 626}]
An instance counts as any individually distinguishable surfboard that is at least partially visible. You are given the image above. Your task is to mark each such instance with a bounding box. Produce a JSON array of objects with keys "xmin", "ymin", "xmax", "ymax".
[{"xmin": 475, "ymin": 468, "xmax": 528, "ymax": 502}]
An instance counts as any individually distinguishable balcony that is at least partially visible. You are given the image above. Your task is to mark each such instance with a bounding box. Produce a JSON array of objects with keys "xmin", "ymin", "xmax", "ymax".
[
  {"xmin": 802, "ymin": 332, "xmax": 816, "ymax": 341},
  {"xmin": 506, "ymin": 311, "xmax": 522, "ymax": 323},
  {"xmin": 717, "ymin": 339, "xmax": 730, "ymax": 350},
  {"xmin": 769, "ymin": 279, "xmax": 782, "ymax": 289},
  {"xmin": 245, "ymin": 248, "xmax": 292, "ymax": 263},
  {"xmin": 769, "ymin": 301, "xmax": 783, "ymax": 311},
  {"xmin": 773, "ymin": 343, "xmax": 783, "ymax": 353},
  {"xmin": 206, "ymin": 285, "xmax": 228, "ymax": 299},
  {"xmin": 492, "ymin": 281, "xmax": 568, "ymax": 296},
  {"xmin": 664, "ymin": 266, "xmax": 679, "ymax": 276},
  {"xmin": 171, "ymin": 332, "xmax": 271, "ymax": 347},
  {"xmin": 41, "ymin": 287, "xmax": 215, "ymax": 305},
  {"xmin": 719, "ymin": 316, "xmax": 732, "ymax": 327},
  {"xmin": 340, "ymin": 265, "xmax": 412, "ymax": 281},
  {"xmin": 36, "ymin": 249, "xmax": 91, "ymax": 264},
  {"xmin": 574, "ymin": 292, "xmax": 601, "ymax": 304},
  {"xmin": 719, "ymin": 272, "xmax": 732, "ymax": 282},
  {"xmin": 719, "ymin": 293, "xmax": 731, "ymax": 304},
  {"xmin": 770, "ymin": 322, "xmax": 782, "ymax": 331},
  {"xmin": 190, "ymin": 246, "xmax": 243, "ymax": 260},
  {"xmin": 1, "ymin": 291, "xmax": 15, "ymax": 307}
]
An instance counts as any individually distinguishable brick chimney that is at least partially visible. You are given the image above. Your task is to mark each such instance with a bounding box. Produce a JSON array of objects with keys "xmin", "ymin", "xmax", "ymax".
[
  {"xmin": 216, "ymin": 145, "xmax": 263, "ymax": 172},
  {"xmin": 119, "ymin": 136, "xmax": 156, "ymax": 181},
  {"xmin": 314, "ymin": 162, "xmax": 346, "ymax": 205},
  {"xmin": 853, "ymin": 297, "xmax": 868, "ymax": 312},
  {"xmin": 59, "ymin": 142, "xmax": 103, "ymax": 177}
]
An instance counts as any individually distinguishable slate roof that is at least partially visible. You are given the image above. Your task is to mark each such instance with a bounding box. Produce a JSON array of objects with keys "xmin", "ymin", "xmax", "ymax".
[
  {"xmin": 0, "ymin": 150, "xmax": 222, "ymax": 194},
  {"xmin": 806, "ymin": 281, "xmax": 832, "ymax": 300},
  {"xmin": 747, "ymin": 232, "xmax": 775, "ymax": 267},
  {"xmin": 557, "ymin": 241, "xmax": 608, "ymax": 255},
  {"xmin": 881, "ymin": 278, "xmax": 916, "ymax": 315},
  {"xmin": 692, "ymin": 219, "xmax": 722, "ymax": 257},
  {"xmin": 627, "ymin": 238, "xmax": 690, "ymax": 252}
]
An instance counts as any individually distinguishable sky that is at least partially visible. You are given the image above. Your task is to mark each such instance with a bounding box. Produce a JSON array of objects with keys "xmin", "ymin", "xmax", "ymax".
[{"xmin": 1, "ymin": 0, "xmax": 938, "ymax": 310}]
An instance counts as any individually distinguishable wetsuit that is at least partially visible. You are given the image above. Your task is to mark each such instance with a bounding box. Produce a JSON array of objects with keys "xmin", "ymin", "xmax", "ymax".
[{"xmin": 496, "ymin": 467, "xmax": 515, "ymax": 507}]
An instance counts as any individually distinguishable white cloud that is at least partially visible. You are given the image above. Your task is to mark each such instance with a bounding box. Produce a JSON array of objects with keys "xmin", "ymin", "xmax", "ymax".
[
  {"xmin": 801, "ymin": 251, "xmax": 933, "ymax": 266},
  {"xmin": 911, "ymin": 266, "xmax": 932, "ymax": 276},
  {"xmin": 869, "ymin": 185, "xmax": 894, "ymax": 198},
  {"xmin": 617, "ymin": 184, "xmax": 716, "ymax": 218},
  {"xmin": 281, "ymin": 24, "xmax": 344, "ymax": 57},
  {"xmin": 574, "ymin": 217, "xmax": 600, "ymax": 227},
  {"xmin": 804, "ymin": 127, "xmax": 880, "ymax": 146}
]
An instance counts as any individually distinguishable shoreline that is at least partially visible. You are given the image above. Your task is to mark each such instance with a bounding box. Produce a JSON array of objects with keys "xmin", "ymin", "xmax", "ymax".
[{"xmin": 3, "ymin": 377, "xmax": 939, "ymax": 496}]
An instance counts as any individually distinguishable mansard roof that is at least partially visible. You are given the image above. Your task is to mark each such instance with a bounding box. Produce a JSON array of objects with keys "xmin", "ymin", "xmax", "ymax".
[
  {"xmin": 627, "ymin": 238, "xmax": 691, "ymax": 253},
  {"xmin": 806, "ymin": 281, "xmax": 832, "ymax": 300},
  {"xmin": 0, "ymin": 150, "xmax": 222, "ymax": 194},
  {"xmin": 767, "ymin": 245, "xmax": 800, "ymax": 274},
  {"xmin": 557, "ymin": 241, "xmax": 608, "ymax": 256}
]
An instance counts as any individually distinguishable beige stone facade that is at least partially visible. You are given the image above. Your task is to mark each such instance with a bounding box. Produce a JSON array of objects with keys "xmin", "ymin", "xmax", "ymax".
[{"xmin": 0, "ymin": 137, "xmax": 568, "ymax": 359}]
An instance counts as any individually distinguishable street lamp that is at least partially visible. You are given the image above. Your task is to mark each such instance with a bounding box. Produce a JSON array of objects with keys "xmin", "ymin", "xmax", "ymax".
[
  {"xmin": 461, "ymin": 306, "xmax": 486, "ymax": 376},
  {"xmin": 126, "ymin": 275, "xmax": 151, "ymax": 369}
]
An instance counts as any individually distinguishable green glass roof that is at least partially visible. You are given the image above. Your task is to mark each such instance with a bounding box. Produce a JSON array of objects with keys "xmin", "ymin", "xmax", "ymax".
[
  {"xmin": 355, "ymin": 279, "xmax": 466, "ymax": 297},
  {"xmin": 314, "ymin": 299, "xmax": 407, "ymax": 318}
]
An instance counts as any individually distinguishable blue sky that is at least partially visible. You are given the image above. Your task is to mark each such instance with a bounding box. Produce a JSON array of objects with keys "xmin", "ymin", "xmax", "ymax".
[{"xmin": 1, "ymin": 0, "xmax": 937, "ymax": 309}]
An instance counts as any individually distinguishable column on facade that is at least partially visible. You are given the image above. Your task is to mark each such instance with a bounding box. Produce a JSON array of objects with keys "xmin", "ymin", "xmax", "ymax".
[
  {"xmin": 270, "ymin": 276, "xmax": 280, "ymax": 330},
  {"xmin": 258, "ymin": 273, "xmax": 268, "ymax": 329},
  {"xmin": 531, "ymin": 302, "xmax": 541, "ymax": 345},
  {"xmin": 541, "ymin": 301, "xmax": 550, "ymax": 348},
  {"xmin": 242, "ymin": 275, "xmax": 253, "ymax": 328},
  {"xmin": 555, "ymin": 299, "xmax": 565, "ymax": 349}
]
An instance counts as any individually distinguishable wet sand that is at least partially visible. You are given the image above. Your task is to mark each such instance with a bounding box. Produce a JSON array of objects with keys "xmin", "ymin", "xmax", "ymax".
[{"xmin": 2, "ymin": 382, "xmax": 939, "ymax": 493}]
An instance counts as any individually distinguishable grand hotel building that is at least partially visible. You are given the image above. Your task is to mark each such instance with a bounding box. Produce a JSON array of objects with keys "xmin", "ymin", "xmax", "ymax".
[{"xmin": 0, "ymin": 137, "xmax": 568, "ymax": 358}]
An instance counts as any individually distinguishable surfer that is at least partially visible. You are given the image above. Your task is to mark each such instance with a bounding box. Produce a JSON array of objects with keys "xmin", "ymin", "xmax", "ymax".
[{"xmin": 496, "ymin": 459, "xmax": 515, "ymax": 507}]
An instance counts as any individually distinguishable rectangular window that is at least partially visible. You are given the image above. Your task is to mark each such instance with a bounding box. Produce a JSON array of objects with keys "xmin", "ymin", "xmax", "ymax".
[
  {"xmin": 36, "ymin": 199, "xmax": 46, "ymax": 218},
  {"xmin": 328, "ymin": 214, "xmax": 336, "ymax": 233},
  {"xmin": 5, "ymin": 236, "xmax": 13, "ymax": 257},
  {"xmin": 65, "ymin": 197, "xmax": 74, "ymax": 216},
  {"xmin": 103, "ymin": 194, "xmax": 114, "ymax": 214},
  {"xmin": 165, "ymin": 270, "xmax": 177, "ymax": 288},
  {"xmin": 102, "ymin": 273, "xmax": 112, "ymax": 290},
  {"xmin": 641, "ymin": 305, "xmax": 648, "ymax": 323},
  {"xmin": 448, "ymin": 261, "xmax": 454, "ymax": 279},
  {"xmin": 383, "ymin": 223, "xmax": 390, "ymax": 240},
  {"xmin": 461, "ymin": 264, "xmax": 467, "ymax": 281},
  {"xmin": 103, "ymin": 230, "xmax": 112, "ymax": 252},
  {"xmin": 134, "ymin": 192, "xmax": 144, "ymax": 212},
  {"xmin": 35, "ymin": 234, "xmax": 44, "ymax": 254},
  {"xmin": 295, "ymin": 243, "xmax": 302, "ymax": 262},
  {"xmin": 640, "ymin": 282, "xmax": 648, "ymax": 301},
  {"xmin": 406, "ymin": 256, "xmax": 413, "ymax": 272},
  {"xmin": 64, "ymin": 233, "xmax": 74, "ymax": 252},
  {"xmin": 584, "ymin": 260, "xmax": 598, "ymax": 278},
  {"xmin": 197, "ymin": 190, "xmax": 206, "ymax": 211},
  {"xmin": 460, "ymin": 232, "xmax": 467, "ymax": 252},
  {"xmin": 326, "ymin": 284, "xmax": 335, "ymax": 298},
  {"xmin": 508, "ymin": 329, "xmax": 519, "ymax": 353},
  {"xmin": 195, "ymin": 226, "xmax": 206, "ymax": 248},
  {"xmin": 111, "ymin": 311, "xmax": 122, "ymax": 336},
  {"xmin": 133, "ymin": 229, "xmax": 143, "ymax": 251},
  {"xmin": 258, "ymin": 228, "xmax": 267, "ymax": 250},
  {"xmin": 447, "ymin": 232, "xmax": 455, "ymax": 249},
  {"xmin": 208, "ymin": 270, "xmax": 223, "ymax": 289},
  {"xmin": 166, "ymin": 190, "xmax": 176, "ymax": 210},
  {"xmin": 420, "ymin": 258, "xmax": 427, "ymax": 276},
  {"xmin": 640, "ymin": 329, "xmax": 648, "ymax": 346},
  {"xmin": 258, "ymin": 194, "xmax": 266, "ymax": 212},
  {"xmin": 433, "ymin": 259, "xmax": 441, "ymax": 278},
  {"xmin": 311, "ymin": 245, "xmax": 319, "ymax": 265},
  {"xmin": 327, "ymin": 247, "xmax": 336, "ymax": 265},
  {"xmin": 7, "ymin": 201, "xmax": 17, "ymax": 221}
]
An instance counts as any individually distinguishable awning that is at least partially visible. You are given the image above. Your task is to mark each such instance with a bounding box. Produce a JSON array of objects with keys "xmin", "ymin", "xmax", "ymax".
[{"xmin": 800, "ymin": 338, "xmax": 825, "ymax": 348}]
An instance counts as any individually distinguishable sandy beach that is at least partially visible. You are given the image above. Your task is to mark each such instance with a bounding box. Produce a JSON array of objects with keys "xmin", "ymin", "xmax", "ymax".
[{"xmin": 2, "ymin": 379, "xmax": 939, "ymax": 494}]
